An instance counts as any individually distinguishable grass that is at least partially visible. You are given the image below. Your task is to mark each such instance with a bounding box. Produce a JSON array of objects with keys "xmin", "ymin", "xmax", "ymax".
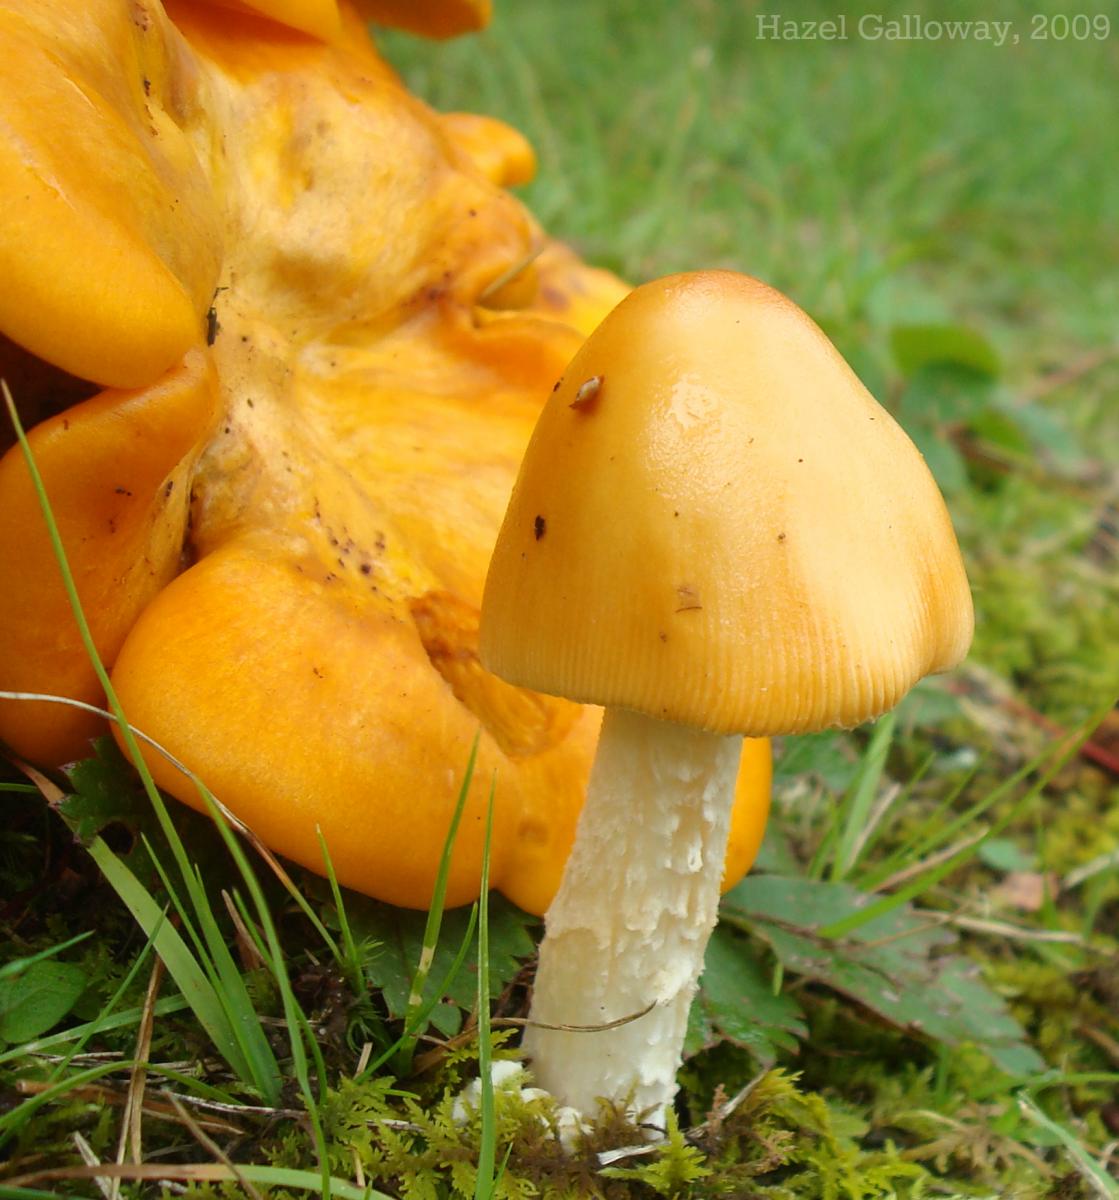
[{"xmin": 2, "ymin": 0, "xmax": 1118, "ymax": 1196}]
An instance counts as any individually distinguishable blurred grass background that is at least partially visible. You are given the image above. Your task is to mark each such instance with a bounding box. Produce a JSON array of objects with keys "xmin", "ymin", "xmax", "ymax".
[
  {"xmin": 384, "ymin": 0, "xmax": 1118, "ymax": 349},
  {"xmin": 383, "ymin": 0, "xmax": 1119, "ymax": 724}
]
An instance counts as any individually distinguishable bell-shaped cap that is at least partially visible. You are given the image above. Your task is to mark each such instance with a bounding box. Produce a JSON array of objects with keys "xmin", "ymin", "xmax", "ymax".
[{"xmin": 481, "ymin": 271, "xmax": 974, "ymax": 735}]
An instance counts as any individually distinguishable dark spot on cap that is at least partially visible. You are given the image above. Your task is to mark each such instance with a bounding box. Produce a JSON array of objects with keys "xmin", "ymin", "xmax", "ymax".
[{"xmin": 534, "ymin": 515, "xmax": 546, "ymax": 540}]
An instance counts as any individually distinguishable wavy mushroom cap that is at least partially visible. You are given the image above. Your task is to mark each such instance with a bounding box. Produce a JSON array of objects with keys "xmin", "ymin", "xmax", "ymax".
[{"xmin": 0, "ymin": 2, "xmax": 773, "ymax": 914}]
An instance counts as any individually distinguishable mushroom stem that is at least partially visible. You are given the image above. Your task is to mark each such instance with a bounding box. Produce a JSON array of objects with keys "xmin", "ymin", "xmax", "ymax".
[{"xmin": 522, "ymin": 705, "xmax": 741, "ymax": 1125}]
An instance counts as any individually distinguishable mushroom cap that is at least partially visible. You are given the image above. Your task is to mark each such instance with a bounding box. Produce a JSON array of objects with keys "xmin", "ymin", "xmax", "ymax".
[
  {"xmin": 0, "ymin": 7, "xmax": 772, "ymax": 916},
  {"xmin": 480, "ymin": 271, "xmax": 974, "ymax": 735}
]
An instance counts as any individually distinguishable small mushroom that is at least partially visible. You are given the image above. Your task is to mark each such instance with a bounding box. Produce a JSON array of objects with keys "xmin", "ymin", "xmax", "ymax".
[{"xmin": 480, "ymin": 270, "xmax": 973, "ymax": 1122}]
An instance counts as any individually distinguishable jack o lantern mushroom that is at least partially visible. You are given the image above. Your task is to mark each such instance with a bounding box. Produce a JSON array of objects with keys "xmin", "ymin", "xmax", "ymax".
[
  {"xmin": 0, "ymin": 1, "xmax": 773, "ymax": 914},
  {"xmin": 480, "ymin": 270, "xmax": 974, "ymax": 1120}
]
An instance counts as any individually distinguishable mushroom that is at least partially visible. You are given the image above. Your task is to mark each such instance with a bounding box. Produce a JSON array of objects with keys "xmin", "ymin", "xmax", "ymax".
[
  {"xmin": 0, "ymin": 2, "xmax": 772, "ymax": 916},
  {"xmin": 479, "ymin": 270, "xmax": 974, "ymax": 1121}
]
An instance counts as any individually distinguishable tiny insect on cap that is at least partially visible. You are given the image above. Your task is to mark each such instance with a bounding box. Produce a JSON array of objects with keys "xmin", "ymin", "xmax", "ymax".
[{"xmin": 480, "ymin": 270, "xmax": 974, "ymax": 736}]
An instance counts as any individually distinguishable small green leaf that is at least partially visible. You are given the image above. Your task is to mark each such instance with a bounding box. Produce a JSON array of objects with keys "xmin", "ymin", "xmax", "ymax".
[
  {"xmin": 907, "ymin": 421, "xmax": 969, "ymax": 495},
  {"xmin": 751, "ymin": 821, "xmax": 800, "ymax": 876},
  {"xmin": 891, "ymin": 323, "xmax": 1000, "ymax": 378},
  {"xmin": 978, "ymin": 838, "xmax": 1038, "ymax": 873},
  {"xmin": 899, "ymin": 362, "xmax": 995, "ymax": 428},
  {"xmin": 722, "ymin": 876, "xmax": 1044, "ymax": 1075},
  {"xmin": 353, "ymin": 895, "xmax": 537, "ymax": 1035},
  {"xmin": 894, "ymin": 677, "xmax": 967, "ymax": 729},
  {"xmin": 686, "ymin": 924, "xmax": 806, "ymax": 1062},
  {"xmin": 0, "ymin": 960, "xmax": 88, "ymax": 1044},
  {"xmin": 969, "ymin": 407, "xmax": 1032, "ymax": 458},
  {"xmin": 60, "ymin": 738, "xmax": 151, "ymax": 843},
  {"xmin": 58, "ymin": 739, "xmax": 230, "ymax": 890},
  {"xmin": 775, "ymin": 731, "xmax": 859, "ymax": 791},
  {"xmin": 998, "ymin": 400, "xmax": 1085, "ymax": 468}
]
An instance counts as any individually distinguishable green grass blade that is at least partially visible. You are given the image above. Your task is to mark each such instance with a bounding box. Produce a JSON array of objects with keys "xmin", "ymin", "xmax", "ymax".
[
  {"xmin": 394, "ymin": 733, "xmax": 480, "ymax": 1074},
  {"xmin": 45, "ymin": 928, "xmax": 158, "ymax": 1087},
  {"xmin": 0, "ymin": 1060, "xmax": 136, "ymax": 1143},
  {"xmin": 2, "ymin": 389, "xmax": 283, "ymax": 1102},
  {"xmin": 829, "ymin": 712, "xmax": 896, "ymax": 881},
  {"xmin": 0, "ymin": 932, "xmax": 92, "ymax": 982},
  {"xmin": 857, "ymin": 758, "xmax": 983, "ymax": 891},
  {"xmin": 187, "ymin": 861, "xmax": 284, "ymax": 1100},
  {"xmin": 135, "ymin": 836, "xmax": 282, "ymax": 1101},
  {"xmin": 84, "ymin": 836, "xmax": 255, "ymax": 1082},
  {"xmin": 140, "ymin": 834, "xmax": 218, "ymax": 980},
  {"xmin": 819, "ymin": 718, "xmax": 1096, "ymax": 938},
  {"xmin": 1, "ymin": 1167, "xmax": 390, "ymax": 1199},
  {"xmin": 316, "ymin": 828, "xmax": 366, "ymax": 994},
  {"xmin": 0, "ymin": 996, "xmax": 192, "ymax": 1068},
  {"xmin": 473, "ymin": 775, "xmax": 498, "ymax": 1200},
  {"xmin": 193, "ymin": 780, "xmax": 332, "ymax": 1200},
  {"xmin": 358, "ymin": 902, "xmax": 479, "ymax": 1082},
  {"xmin": 1016, "ymin": 1094, "xmax": 1119, "ymax": 1199}
]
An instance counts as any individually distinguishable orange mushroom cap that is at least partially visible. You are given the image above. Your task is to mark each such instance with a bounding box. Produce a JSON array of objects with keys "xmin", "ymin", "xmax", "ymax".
[{"xmin": 0, "ymin": 1, "xmax": 772, "ymax": 915}]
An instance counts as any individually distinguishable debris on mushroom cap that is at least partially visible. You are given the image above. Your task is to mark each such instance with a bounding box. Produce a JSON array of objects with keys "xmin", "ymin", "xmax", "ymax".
[
  {"xmin": 0, "ymin": 3, "xmax": 771, "ymax": 913},
  {"xmin": 481, "ymin": 270, "xmax": 975, "ymax": 735}
]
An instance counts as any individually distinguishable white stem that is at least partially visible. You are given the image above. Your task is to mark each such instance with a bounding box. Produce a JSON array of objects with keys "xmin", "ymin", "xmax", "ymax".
[{"xmin": 522, "ymin": 706, "xmax": 741, "ymax": 1126}]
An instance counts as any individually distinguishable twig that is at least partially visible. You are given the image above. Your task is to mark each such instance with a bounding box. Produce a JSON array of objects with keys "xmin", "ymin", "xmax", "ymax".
[
  {"xmin": 223, "ymin": 889, "xmax": 266, "ymax": 971},
  {"xmin": 689, "ymin": 1069, "xmax": 767, "ymax": 1140},
  {"xmin": 1065, "ymin": 848, "xmax": 1119, "ymax": 890},
  {"xmin": 1021, "ymin": 346, "xmax": 1118, "ymax": 401},
  {"xmin": 1, "ymin": 1164, "xmax": 293, "ymax": 1189},
  {"xmin": 873, "ymin": 829, "xmax": 988, "ymax": 893},
  {"xmin": 492, "ymin": 1000, "xmax": 657, "ymax": 1033},
  {"xmin": 354, "ymin": 1041, "xmax": 373, "ymax": 1077},
  {"xmin": 947, "ymin": 914, "xmax": 1088, "ymax": 945},
  {"xmin": 155, "ymin": 1089, "xmax": 301, "ymax": 1120},
  {"xmin": 1080, "ymin": 1025, "xmax": 1119, "ymax": 1068},
  {"xmin": 846, "ymin": 783, "xmax": 903, "ymax": 871},
  {"xmin": 15, "ymin": 1080, "xmax": 243, "ymax": 1132},
  {"xmin": 114, "ymin": 952, "xmax": 165, "ymax": 1196},
  {"xmin": 596, "ymin": 1140, "xmax": 665, "ymax": 1168},
  {"xmin": 71, "ymin": 1133, "xmax": 113, "ymax": 1200},
  {"xmin": 166, "ymin": 1093, "xmax": 266, "ymax": 1200}
]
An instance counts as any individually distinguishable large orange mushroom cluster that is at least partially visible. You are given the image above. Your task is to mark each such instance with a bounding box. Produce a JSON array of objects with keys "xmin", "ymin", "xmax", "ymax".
[{"xmin": 0, "ymin": 0, "xmax": 772, "ymax": 913}]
